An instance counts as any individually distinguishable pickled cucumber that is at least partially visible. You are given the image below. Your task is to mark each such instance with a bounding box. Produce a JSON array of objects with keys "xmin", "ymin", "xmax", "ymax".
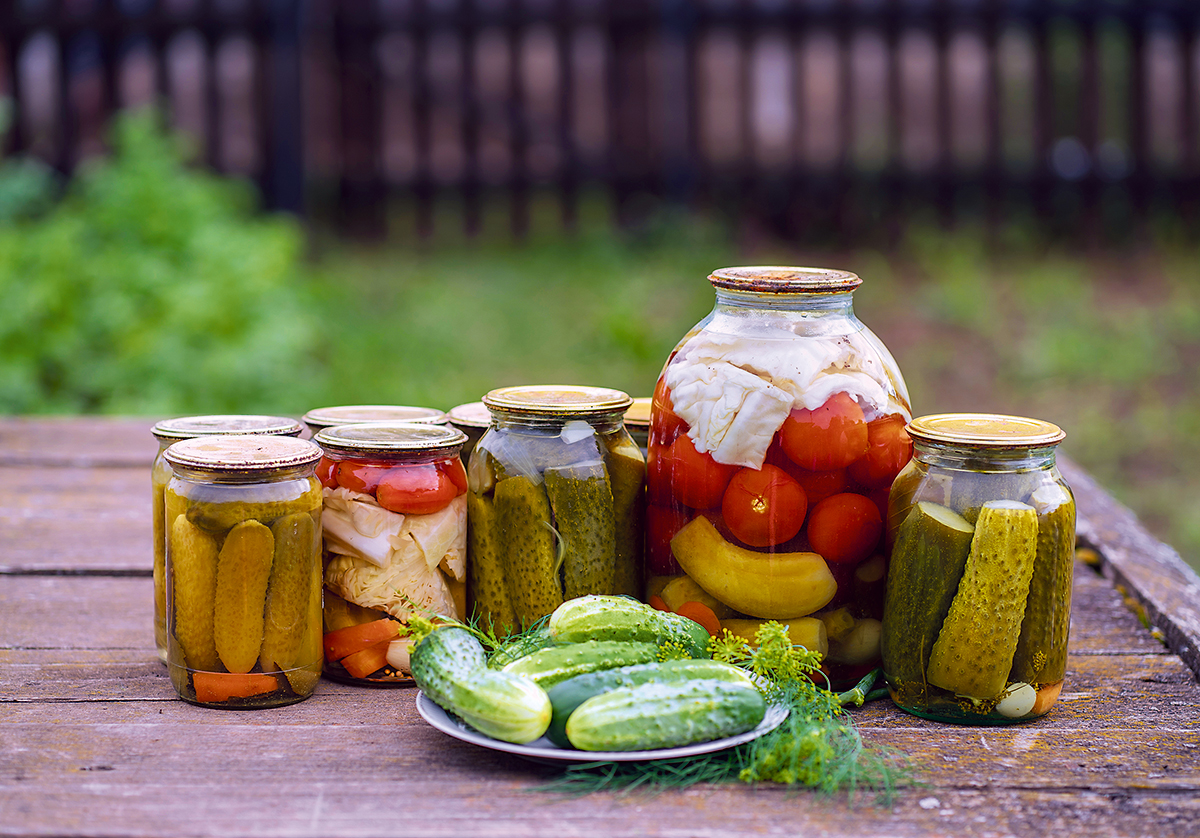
[
  {"xmin": 881, "ymin": 502, "xmax": 975, "ymax": 688},
  {"xmin": 926, "ymin": 501, "xmax": 1039, "ymax": 698},
  {"xmin": 467, "ymin": 490, "xmax": 517, "ymax": 635},
  {"xmin": 494, "ymin": 475, "xmax": 563, "ymax": 628},
  {"xmin": 213, "ymin": 520, "xmax": 275, "ymax": 674},
  {"xmin": 259, "ymin": 512, "xmax": 319, "ymax": 674},
  {"xmin": 283, "ymin": 567, "xmax": 324, "ymax": 695},
  {"xmin": 186, "ymin": 483, "xmax": 322, "ymax": 533},
  {"xmin": 152, "ymin": 481, "xmax": 167, "ymax": 655},
  {"xmin": 169, "ymin": 513, "xmax": 221, "ymax": 672},
  {"xmin": 605, "ymin": 440, "xmax": 645, "ymax": 597},
  {"xmin": 544, "ymin": 464, "xmax": 616, "ymax": 600},
  {"xmin": 1010, "ymin": 491, "xmax": 1076, "ymax": 685}
]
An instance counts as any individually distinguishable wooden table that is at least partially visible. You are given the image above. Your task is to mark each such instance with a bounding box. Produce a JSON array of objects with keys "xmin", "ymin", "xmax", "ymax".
[{"xmin": 3, "ymin": 417, "xmax": 1199, "ymax": 838}]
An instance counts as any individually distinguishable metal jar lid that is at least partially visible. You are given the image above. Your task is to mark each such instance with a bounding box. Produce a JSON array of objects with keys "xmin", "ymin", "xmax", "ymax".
[
  {"xmin": 301, "ymin": 404, "xmax": 447, "ymax": 431},
  {"xmin": 708, "ymin": 266, "xmax": 862, "ymax": 294},
  {"xmin": 163, "ymin": 435, "xmax": 323, "ymax": 475},
  {"xmin": 482, "ymin": 385, "xmax": 634, "ymax": 419},
  {"xmin": 446, "ymin": 401, "xmax": 492, "ymax": 430},
  {"xmin": 907, "ymin": 413, "xmax": 1066, "ymax": 449},
  {"xmin": 152, "ymin": 414, "xmax": 304, "ymax": 442},
  {"xmin": 313, "ymin": 422, "xmax": 468, "ymax": 459},
  {"xmin": 622, "ymin": 397, "xmax": 653, "ymax": 431}
]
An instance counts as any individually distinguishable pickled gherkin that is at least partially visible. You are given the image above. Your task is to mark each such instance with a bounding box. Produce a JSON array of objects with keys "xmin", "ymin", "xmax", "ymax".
[
  {"xmin": 169, "ymin": 513, "xmax": 221, "ymax": 672},
  {"xmin": 1010, "ymin": 490, "xmax": 1076, "ymax": 685},
  {"xmin": 260, "ymin": 512, "xmax": 319, "ymax": 674},
  {"xmin": 926, "ymin": 501, "xmax": 1039, "ymax": 699},
  {"xmin": 494, "ymin": 475, "xmax": 563, "ymax": 627},
  {"xmin": 605, "ymin": 439, "xmax": 645, "ymax": 598},
  {"xmin": 467, "ymin": 490, "xmax": 516, "ymax": 635},
  {"xmin": 544, "ymin": 463, "xmax": 616, "ymax": 600},
  {"xmin": 213, "ymin": 520, "xmax": 275, "ymax": 674},
  {"xmin": 186, "ymin": 483, "xmax": 322, "ymax": 533}
]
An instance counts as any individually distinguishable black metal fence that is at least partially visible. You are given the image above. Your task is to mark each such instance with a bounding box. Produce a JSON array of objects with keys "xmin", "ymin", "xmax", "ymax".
[{"xmin": 2, "ymin": 0, "xmax": 1198, "ymax": 243}]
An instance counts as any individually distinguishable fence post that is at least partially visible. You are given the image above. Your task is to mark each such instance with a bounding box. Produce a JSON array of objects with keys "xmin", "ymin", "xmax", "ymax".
[{"xmin": 264, "ymin": 0, "xmax": 305, "ymax": 216}]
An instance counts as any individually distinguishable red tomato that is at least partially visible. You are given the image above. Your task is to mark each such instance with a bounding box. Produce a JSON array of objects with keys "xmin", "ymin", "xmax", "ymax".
[
  {"xmin": 806, "ymin": 492, "xmax": 883, "ymax": 565},
  {"xmin": 720, "ymin": 465, "xmax": 807, "ymax": 548},
  {"xmin": 780, "ymin": 392, "xmax": 869, "ymax": 471},
  {"xmin": 649, "ymin": 376, "xmax": 687, "ymax": 447},
  {"xmin": 316, "ymin": 457, "xmax": 339, "ymax": 489},
  {"xmin": 375, "ymin": 464, "xmax": 458, "ymax": 515},
  {"xmin": 335, "ymin": 461, "xmax": 393, "ymax": 494},
  {"xmin": 790, "ymin": 466, "xmax": 849, "ymax": 507},
  {"xmin": 443, "ymin": 458, "xmax": 469, "ymax": 494},
  {"xmin": 847, "ymin": 414, "xmax": 912, "ymax": 487},
  {"xmin": 658, "ymin": 433, "xmax": 738, "ymax": 510},
  {"xmin": 645, "ymin": 505, "xmax": 690, "ymax": 575}
]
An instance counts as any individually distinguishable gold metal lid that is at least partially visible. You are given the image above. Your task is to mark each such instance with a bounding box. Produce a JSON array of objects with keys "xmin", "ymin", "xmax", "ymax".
[
  {"xmin": 446, "ymin": 401, "xmax": 492, "ymax": 429},
  {"xmin": 301, "ymin": 405, "xmax": 447, "ymax": 430},
  {"xmin": 708, "ymin": 266, "xmax": 862, "ymax": 293},
  {"xmin": 907, "ymin": 413, "xmax": 1066, "ymax": 448},
  {"xmin": 313, "ymin": 422, "xmax": 468, "ymax": 457},
  {"xmin": 483, "ymin": 385, "xmax": 634, "ymax": 418},
  {"xmin": 163, "ymin": 435, "xmax": 323, "ymax": 473},
  {"xmin": 152, "ymin": 414, "xmax": 303, "ymax": 442},
  {"xmin": 622, "ymin": 397, "xmax": 654, "ymax": 429}
]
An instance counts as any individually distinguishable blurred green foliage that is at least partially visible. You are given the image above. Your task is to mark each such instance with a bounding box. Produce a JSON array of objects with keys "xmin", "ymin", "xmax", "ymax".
[{"xmin": 0, "ymin": 109, "xmax": 322, "ymax": 414}]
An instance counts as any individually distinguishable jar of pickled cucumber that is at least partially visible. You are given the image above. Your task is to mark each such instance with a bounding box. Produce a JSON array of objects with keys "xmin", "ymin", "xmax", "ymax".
[
  {"xmin": 646, "ymin": 267, "xmax": 912, "ymax": 688},
  {"xmin": 301, "ymin": 404, "xmax": 446, "ymax": 437},
  {"xmin": 468, "ymin": 385, "xmax": 646, "ymax": 636},
  {"xmin": 881, "ymin": 414, "xmax": 1075, "ymax": 724},
  {"xmin": 163, "ymin": 435, "xmax": 324, "ymax": 708},
  {"xmin": 151, "ymin": 415, "xmax": 304, "ymax": 663},
  {"xmin": 312, "ymin": 422, "xmax": 469, "ymax": 685}
]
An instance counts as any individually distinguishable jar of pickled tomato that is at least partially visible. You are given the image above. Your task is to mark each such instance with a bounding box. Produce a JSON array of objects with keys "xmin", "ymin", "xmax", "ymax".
[
  {"xmin": 646, "ymin": 267, "xmax": 912, "ymax": 688},
  {"xmin": 468, "ymin": 385, "xmax": 646, "ymax": 636},
  {"xmin": 163, "ymin": 434, "xmax": 324, "ymax": 708},
  {"xmin": 881, "ymin": 413, "xmax": 1075, "ymax": 724},
  {"xmin": 151, "ymin": 415, "xmax": 304, "ymax": 663},
  {"xmin": 312, "ymin": 422, "xmax": 469, "ymax": 685}
]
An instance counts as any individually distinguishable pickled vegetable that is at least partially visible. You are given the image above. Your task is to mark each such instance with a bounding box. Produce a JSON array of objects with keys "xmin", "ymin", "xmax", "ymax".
[
  {"xmin": 605, "ymin": 439, "xmax": 646, "ymax": 597},
  {"xmin": 466, "ymin": 491, "xmax": 516, "ymax": 635},
  {"xmin": 1010, "ymin": 492, "xmax": 1076, "ymax": 685},
  {"xmin": 544, "ymin": 464, "xmax": 616, "ymax": 600},
  {"xmin": 260, "ymin": 512, "xmax": 319, "ymax": 674},
  {"xmin": 494, "ymin": 475, "xmax": 563, "ymax": 627},
  {"xmin": 186, "ymin": 483, "xmax": 321, "ymax": 533},
  {"xmin": 925, "ymin": 501, "xmax": 1039, "ymax": 699},
  {"xmin": 213, "ymin": 520, "xmax": 275, "ymax": 674},
  {"xmin": 169, "ymin": 512, "xmax": 221, "ymax": 672}
]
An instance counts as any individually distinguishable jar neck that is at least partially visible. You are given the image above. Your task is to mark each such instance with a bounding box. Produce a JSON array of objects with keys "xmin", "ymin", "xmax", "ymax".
[
  {"xmin": 170, "ymin": 464, "xmax": 317, "ymax": 484},
  {"xmin": 913, "ymin": 441, "xmax": 1060, "ymax": 473},
  {"xmin": 713, "ymin": 287, "xmax": 857, "ymax": 316},
  {"xmin": 490, "ymin": 411, "xmax": 624, "ymax": 435}
]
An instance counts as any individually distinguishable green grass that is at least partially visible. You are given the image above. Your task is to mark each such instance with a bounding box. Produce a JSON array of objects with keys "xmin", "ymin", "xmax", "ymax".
[{"xmin": 304, "ymin": 212, "xmax": 1200, "ymax": 575}]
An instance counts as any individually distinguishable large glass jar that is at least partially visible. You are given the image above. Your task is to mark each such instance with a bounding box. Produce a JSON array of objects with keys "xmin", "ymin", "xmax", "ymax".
[
  {"xmin": 881, "ymin": 413, "xmax": 1075, "ymax": 724},
  {"xmin": 151, "ymin": 415, "xmax": 304, "ymax": 663},
  {"xmin": 646, "ymin": 267, "xmax": 912, "ymax": 688},
  {"xmin": 163, "ymin": 435, "xmax": 324, "ymax": 708},
  {"xmin": 468, "ymin": 385, "xmax": 646, "ymax": 636},
  {"xmin": 312, "ymin": 422, "xmax": 469, "ymax": 686}
]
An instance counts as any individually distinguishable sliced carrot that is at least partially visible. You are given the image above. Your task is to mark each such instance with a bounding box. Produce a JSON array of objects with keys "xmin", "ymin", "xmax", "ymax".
[
  {"xmin": 675, "ymin": 600, "xmax": 722, "ymax": 637},
  {"xmin": 648, "ymin": 594, "xmax": 671, "ymax": 612},
  {"xmin": 339, "ymin": 637, "xmax": 393, "ymax": 679},
  {"xmin": 323, "ymin": 618, "xmax": 401, "ymax": 662},
  {"xmin": 192, "ymin": 672, "xmax": 279, "ymax": 703}
]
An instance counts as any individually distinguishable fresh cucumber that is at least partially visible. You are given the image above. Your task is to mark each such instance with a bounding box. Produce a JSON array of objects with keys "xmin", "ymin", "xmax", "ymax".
[
  {"xmin": 545, "ymin": 658, "xmax": 757, "ymax": 747},
  {"xmin": 410, "ymin": 627, "xmax": 551, "ymax": 744},
  {"xmin": 546, "ymin": 594, "xmax": 710, "ymax": 658},
  {"xmin": 500, "ymin": 639, "xmax": 659, "ymax": 688},
  {"xmin": 565, "ymin": 679, "xmax": 766, "ymax": 752}
]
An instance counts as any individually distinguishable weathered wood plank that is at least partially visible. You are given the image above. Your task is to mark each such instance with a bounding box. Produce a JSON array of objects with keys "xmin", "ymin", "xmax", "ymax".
[
  {"xmin": 1061, "ymin": 457, "xmax": 1200, "ymax": 679},
  {"xmin": 0, "ymin": 417, "xmax": 159, "ymax": 468}
]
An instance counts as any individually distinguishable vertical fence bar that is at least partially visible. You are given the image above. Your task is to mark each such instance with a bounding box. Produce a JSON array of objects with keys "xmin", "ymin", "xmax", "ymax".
[
  {"xmin": 53, "ymin": 0, "xmax": 75, "ymax": 174},
  {"xmin": 507, "ymin": 0, "xmax": 528, "ymax": 237},
  {"xmin": 460, "ymin": 0, "xmax": 481, "ymax": 237},
  {"xmin": 262, "ymin": 0, "xmax": 304, "ymax": 214},
  {"xmin": 1, "ymin": 0, "xmax": 25, "ymax": 157},
  {"xmin": 554, "ymin": 0, "xmax": 577, "ymax": 230},
  {"xmin": 1126, "ymin": 6, "xmax": 1148, "ymax": 233},
  {"xmin": 981, "ymin": 0, "xmax": 1003, "ymax": 237},
  {"xmin": 334, "ymin": 0, "xmax": 385, "ymax": 236},
  {"xmin": 411, "ymin": 0, "xmax": 434, "ymax": 238},
  {"xmin": 1078, "ymin": 7, "xmax": 1100, "ymax": 244}
]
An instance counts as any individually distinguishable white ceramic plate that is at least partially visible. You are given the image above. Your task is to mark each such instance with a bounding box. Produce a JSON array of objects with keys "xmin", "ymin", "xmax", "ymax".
[{"xmin": 415, "ymin": 690, "xmax": 790, "ymax": 765}]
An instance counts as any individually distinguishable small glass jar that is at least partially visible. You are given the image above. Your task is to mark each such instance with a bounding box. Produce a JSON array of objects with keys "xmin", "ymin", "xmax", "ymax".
[
  {"xmin": 302, "ymin": 404, "xmax": 446, "ymax": 437},
  {"xmin": 446, "ymin": 401, "xmax": 492, "ymax": 464},
  {"xmin": 647, "ymin": 267, "xmax": 912, "ymax": 688},
  {"xmin": 881, "ymin": 413, "xmax": 1075, "ymax": 724},
  {"xmin": 163, "ymin": 435, "xmax": 324, "ymax": 708},
  {"xmin": 151, "ymin": 415, "xmax": 304, "ymax": 663},
  {"xmin": 313, "ymin": 422, "xmax": 469, "ymax": 686},
  {"xmin": 468, "ymin": 385, "xmax": 646, "ymax": 636}
]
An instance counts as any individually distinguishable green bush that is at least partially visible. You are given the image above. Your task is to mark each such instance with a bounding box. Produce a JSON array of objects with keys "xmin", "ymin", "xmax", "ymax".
[{"xmin": 0, "ymin": 109, "xmax": 322, "ymax": 415}]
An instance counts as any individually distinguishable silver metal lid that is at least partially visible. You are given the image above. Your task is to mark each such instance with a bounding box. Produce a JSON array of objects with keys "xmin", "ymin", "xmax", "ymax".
[
  {"xmin": 301, "ymin": 405, "xmax": 447, "ymax": 430},
  {"xmin": 446, "ymin": 401, "xmax": 492, "ymax": 430},
  {"xmin": 151, "ymin": 414, "xmax": 303, "ymax": 442},
  {"xmin": 708, "ymin": 266, "xmax": 862, "ymax": 293},
  {"xmin": 313, "ymin": 422, "xmax": 468, "ymax": 457},
  {"xmin": 163, "ymin": 435, "xmax": 323, "ymax": 473},
  {"xmin": 482, "ymin": 385, "xmax": 634, "ymax": 418},
  {"xmin": 907, "ymin": 413, "xmax": 1066, "ymax": 448}
]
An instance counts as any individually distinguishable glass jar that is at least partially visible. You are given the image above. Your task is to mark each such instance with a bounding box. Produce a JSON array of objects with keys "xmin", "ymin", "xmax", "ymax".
[
  {"xmin": 646, "ymin": 267, "xmax": 912, "ymax": 688},
  {"xmin": 301, "ymin": 404, "xmax": 446, "ymax": 437},
  {"xmin": 163, "ymin": 435, "xmax": 324, "ymax": 708},
  {"xmin": 446, "ymin": 401, "xmax": 492, "ymax": 464},
  {"xmin": 881, "ymin": 413, "xmax": 1075, "ymax": 724},
  {"xmin": 623, "ymin": 397, "xmax": 653, "ymax": 458},
  {"xmin": 468, "ymin": 385, "xmax": 646, "ymax": 636},
  {"xmin": 151, "ymin": 415, "xmax": 304, "ymax": 663},
  {"xmin": 312, "ymin": 422, "xmax": 469, "ymax": 686}
]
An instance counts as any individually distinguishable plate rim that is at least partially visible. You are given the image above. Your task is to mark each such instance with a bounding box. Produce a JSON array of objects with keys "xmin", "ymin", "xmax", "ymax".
[{"xmin": 414, "ymin": 689, "xmax": 790, "ymax": 764}]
